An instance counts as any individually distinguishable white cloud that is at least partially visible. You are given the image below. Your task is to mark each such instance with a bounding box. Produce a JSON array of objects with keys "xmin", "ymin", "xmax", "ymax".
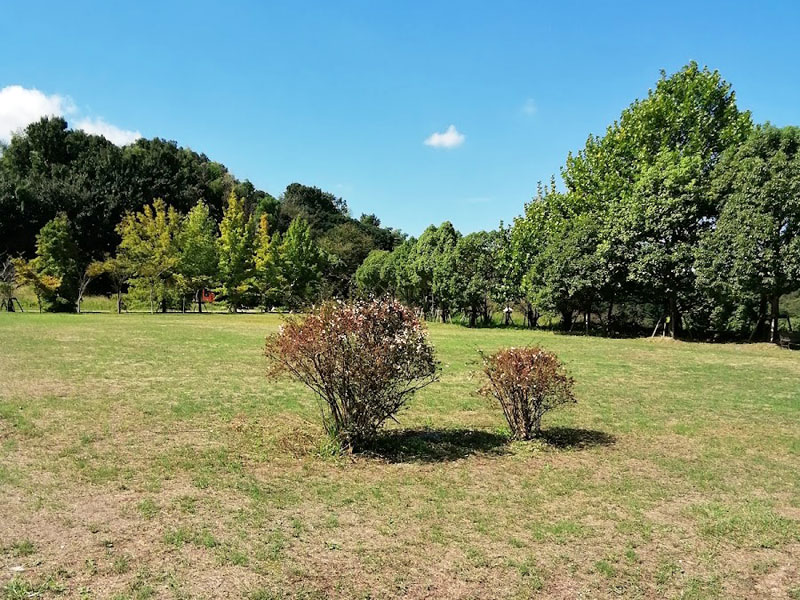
[
  {"xmin": 522, "ymin": 98, "xmax": 537, "ymax": 116},
  {"xmin": 424, "ymin": 124, "xmax": 465, "ymax": 149},
  {"xmin": 0, "ymin": 85, "xmax": 140, "ymax": 146},
  {"xmin": 74, "ymin": 117, "xmax": 141, "ymax": 146},
  {"xmin": 0, "ymin": 85, "xmax": 74, "ymax": 142}
]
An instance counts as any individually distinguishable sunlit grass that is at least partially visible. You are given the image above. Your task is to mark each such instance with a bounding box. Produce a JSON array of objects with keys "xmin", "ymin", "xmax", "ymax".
[{"xmin": 1, "ymin": 312, "xmax": 799, "ymax": 598}]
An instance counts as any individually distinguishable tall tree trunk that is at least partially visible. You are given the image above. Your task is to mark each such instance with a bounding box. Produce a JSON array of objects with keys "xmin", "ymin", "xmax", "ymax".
[
  {"xmin": 561, "ymin": 309, "xmax": 573, "ymax": 331},
  {"xmin": 667, "ymin": 293, "xmax": 681, "ymax": 339},
  {"xmin": 116, "ymin": 289, "xmax": 122, "ymax": 314},
  {"xmin": 770, "ymin": 294, "xmax": 780, "ymax": 343},
  {"xmin": 197, "ymin": 290, "xmax": 203, "ymax": 314},
  {"xmin": 525, "ymin": 303, "xmax": 539, "ymax": 329},
  {"xmin": 605, "ymin": 299, "xmax": 614, "ymax": 336},
  {"xmin": 469, "ymin": 306, "xmax": 477, "ymax": 328},
  {"xmin": 748, "ymin": 295, "xmax": 767, "ymax": 342}
]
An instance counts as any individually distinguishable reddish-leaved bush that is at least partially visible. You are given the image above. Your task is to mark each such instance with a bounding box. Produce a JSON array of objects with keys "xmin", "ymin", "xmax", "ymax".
[
  {"xmin": 479, "ymin": 346, "xmax": 575, "ymax": 440},
  {"xmin": 265, "ymin": 298, "xmax": 439, "ymax": 448}
]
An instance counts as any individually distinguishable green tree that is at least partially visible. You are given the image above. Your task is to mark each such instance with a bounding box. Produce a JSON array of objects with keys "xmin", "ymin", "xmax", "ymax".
[
  {"xmin": 277, "ymin": 183, "xmax": 348, "ymax": 235},
  {"xmin": 179, "ymin": 200, "xmax": 218, "ymax": 312},
  {"xmin": 116, "ymin": 199, "xmax": 182, "ymax": 313},
  {"xmin": 594, "ymin": 63, "xmax": 752, "ymax": 337},
  {"xmin": 35, "ymin": 213, "xmax": 81, "ymax": 311},
  {"xmin": 355, "ymin": 249, "xmax": 393, "ymax": 297},
  {"xmin": 452, "ymin": 230, "xmax": 500, "ymax": 327},
  {"xmin": 697, "ymin": 125, "xmax": 800, "ymax": 342},
  {"xmin": 319, "ymin": 221, "xmax": 376, "ymax": 296},
  {"xmin": 407, "ymin": 222, "xmax": 461, "ymax": 320},
  {"xmin": 280, "ymin": 216, "xmax": 324, "ymax": 308},
  {"xmin": 387, "ymin": 238, "xmax": 418, "ymax": 305},
  {"xmin": 217, "ymin": 190, "xmax": 256, "ymax": 312},
  {"xmin": 12, "ymin": 258, "xmax": 61, "ymax": 313},
  {"xmin": 507, "ymin": 181, "xmax": 563, "ymax": 327},
  {"xmin": 253, "ymin": 214, "xmax": 284, "ymax": 310},
  {"xmin": 532, "ymin": 210, "xmax": 605, "ymax": 333}
]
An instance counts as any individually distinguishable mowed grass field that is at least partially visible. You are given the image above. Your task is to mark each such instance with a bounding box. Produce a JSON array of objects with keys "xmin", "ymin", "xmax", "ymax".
[{"xmin": 1, "ymin": 313, "xmax": 799, "ymax": 599}]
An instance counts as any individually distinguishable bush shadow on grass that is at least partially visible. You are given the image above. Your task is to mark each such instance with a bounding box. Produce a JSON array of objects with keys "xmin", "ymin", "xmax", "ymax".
[
  {"xmin": 359, "ymin": 426, "xmax": 616, "ymax": 463},
  {"xmin": 362, "ymin": 428, "xmax": 509, "ymax": 463},
  {"xmin": 538, "ymin": 427, "xmax": 616, "ymax": 450}
]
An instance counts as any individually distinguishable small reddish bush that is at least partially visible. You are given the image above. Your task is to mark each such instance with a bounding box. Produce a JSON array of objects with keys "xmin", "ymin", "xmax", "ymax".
[
  {"xmin": 265, "ymin": 298, "xmax": 439, "ymax": 449},
  {"xmin": 479, "ymin": 346, "xmax": 575, "ymax": 440}
]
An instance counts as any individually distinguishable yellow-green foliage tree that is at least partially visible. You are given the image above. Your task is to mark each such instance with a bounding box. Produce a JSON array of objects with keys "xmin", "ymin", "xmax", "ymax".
[
  {"xmin": 12, "ymin": 258, "xmax": 61, "ymax": 313},
  {"xmin": 179, "ymin": 200, "xmax": 219, "ymax": 312},
  {"xmin": 253, "ymin": 214, "xmax": 284, "ymax": 310},
  {"xmin": 217, "ymin": 191, "xmax": 256, "ymax": 312},
  {"xmin": 116, "ymin": 199, "xmax": 182, "ymax": 313}
]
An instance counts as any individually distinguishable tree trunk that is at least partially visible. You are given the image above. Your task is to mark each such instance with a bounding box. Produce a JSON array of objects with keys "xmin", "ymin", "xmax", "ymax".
[
  {"xmin": 161, "ymin": 297, "xmax": 167, "ymax": 313},
  {"xmin": 747, "ymin": 295, "xmax": 767, "ymax": 342},
  {"xmin": 605, "ymin": 299, "xmax": 614, "ymax": 336},
  {"xmin": 584, "ymin": 310, "xmax": 590, "ymax": 335},
  {"xmin": 116, "ymin": 289, "xmax": 122, "ymax": 314},
  {"xmin": 561, "ymin": 309, "xmax": 573, "ymax": 331},
  {"xmin": 525, "ymin": 303, "xmax": 539, "ymax": 329},
  {"xmin": 770, "ymin": 294, "xmax": 780, "ymax": 343},
  {"xmin": 469, "ymin": 306, "xmax": 477, "ymax": 328},
  {"xmin": 667, "ymin": 293, "xmax": 681, "ymax": 339},
  {"xmin": 77, "ymin": 297, "xmax": 82, "ymax": 314},
  {"xmin": 149, "ymin": 286, "xmax": 154, "ymax": 314},
  {"xmin": 197, "ymin": 290, "xmax": 203, "ymax": 314}
]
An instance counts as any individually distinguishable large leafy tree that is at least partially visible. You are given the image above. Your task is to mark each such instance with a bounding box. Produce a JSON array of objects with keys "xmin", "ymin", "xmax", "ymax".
[
  {"xmin": 598, "ymin": 63, "xmax": 752, "ymax": 336},
  {"xmin": 406, "ymin": 222, "xmax": 460, "ymax": 320},
  {"xmin": 452, "ymin": 230, "xmax": 500, "ymax": 327},
  {"xmin": 116, "ymin": 199, "xmax": 182, "ymax": 313},
  {"xmin": 179, "ymin": 200, "xmax": 219, "ymax": 312},
  {"xmin": 0, "ymin": 117, "xmax": 268, "ymax": 259},
  {"xmin": 354, "ymin": 249, "xmax": 393, "ymax": 297},
  {"xmin": 34, "ymin": 213, "xmax": 82, "ymax": 311},
  {"xmin": 12, "ymin": 258, "xmax": 61, "ymax": 313},
  {"xmin": 277, "ymin": 183, "xmax": 349, "ymax": 235},
  {"xmin": 385, "ymin": 239, "xmax": 417, "ymax": 305},
  {"xmin": 253, "ymin": 214, "xmax": 284, "ymax": 310},
  {"xmin": 319, "ymin": 221, "xmax": 376, "ymax": 296},
  {"xmin": 506, "ymin": 181, "xmax": 563, "ymax": 327},
  {"xmin": 280, "ymin": 216, "xmax": 325, "ymax": 308},
  {"xmin": 697, "ymin": 125, "xmax": 800, "ymax": 341},
  {"xmin": 217, "ymin": 191, "xmax": 256, "ymax": 312}
]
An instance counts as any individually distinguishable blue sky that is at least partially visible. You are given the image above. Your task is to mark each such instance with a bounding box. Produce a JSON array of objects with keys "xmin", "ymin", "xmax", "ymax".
[{"xmin": 2, "ymin": 1, "xmax": 799, "ymax": 235}]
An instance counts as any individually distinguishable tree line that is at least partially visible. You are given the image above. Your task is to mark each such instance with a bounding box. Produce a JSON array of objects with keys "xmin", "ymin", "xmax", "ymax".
[
  {"xmin": 354, "ymin": 63, "xmax": 800, "ymax": 341},
  {"xmin": 0, "ymin": 118, "xmax": 402, "ymax": 312},
  {"xmin": 4, "ymin": 191, "xmax": 400, "ymax": 314},
  {"xmin": 2, "ymin": 62, "xmax": 799, "ymax": 341}
]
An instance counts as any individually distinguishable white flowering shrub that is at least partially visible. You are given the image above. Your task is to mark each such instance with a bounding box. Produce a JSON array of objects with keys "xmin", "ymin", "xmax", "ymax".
[{"xmin": 265, "ymin": 298, "xmax": 439, "ymax": 448}]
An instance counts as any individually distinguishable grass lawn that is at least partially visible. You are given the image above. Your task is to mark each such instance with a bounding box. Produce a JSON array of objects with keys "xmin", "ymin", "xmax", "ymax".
[{"xmin": 1, "ymin": 312, "xmax": 799, "ymax": 599}]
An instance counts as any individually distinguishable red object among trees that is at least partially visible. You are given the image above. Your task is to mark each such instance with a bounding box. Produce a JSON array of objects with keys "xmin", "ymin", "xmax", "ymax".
[{"xmin": 200, "ymin": 289, "xmax": 215, "ymax": 303}]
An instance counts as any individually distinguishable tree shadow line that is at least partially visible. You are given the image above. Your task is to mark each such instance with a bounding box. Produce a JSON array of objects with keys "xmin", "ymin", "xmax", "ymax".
[{"xmin": 360, "ymin": 426, "xmax": 615, "ymax": 463}]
